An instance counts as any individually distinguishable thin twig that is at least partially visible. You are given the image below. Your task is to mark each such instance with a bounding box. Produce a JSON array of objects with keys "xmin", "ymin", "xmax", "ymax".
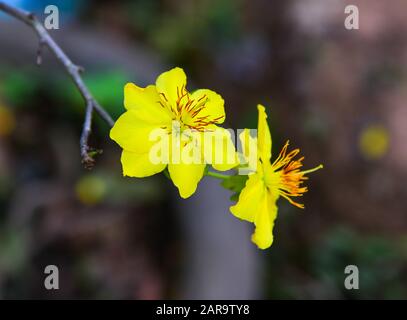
[
  {"xmin": 0, "ymin": 2, "xmax": 115, "ymax": 168},
  {"xmin": 79, "ymin": 102, "xmax": 95, "ymax": 168}
]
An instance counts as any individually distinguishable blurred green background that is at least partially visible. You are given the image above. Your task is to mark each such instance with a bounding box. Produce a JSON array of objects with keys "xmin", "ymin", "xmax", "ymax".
[{"xmin": 0, "ymin": 0, "xmax": 407, "ymax": 299}]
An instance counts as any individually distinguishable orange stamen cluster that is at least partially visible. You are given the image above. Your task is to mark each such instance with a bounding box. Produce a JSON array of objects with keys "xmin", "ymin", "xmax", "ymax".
[
  {"xmin": 158, "ymin": 86, "xmax": 224, "ymax": 132},
  {"xmin": 270, "ymin": 141, "xmax": 321, "ymax": 209}
]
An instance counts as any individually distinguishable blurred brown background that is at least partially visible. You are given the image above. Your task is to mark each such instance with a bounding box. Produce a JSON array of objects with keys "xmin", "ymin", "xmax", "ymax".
[{"xmin": 0, "ymin": 0, "xmax": 406, "ymax": 299}]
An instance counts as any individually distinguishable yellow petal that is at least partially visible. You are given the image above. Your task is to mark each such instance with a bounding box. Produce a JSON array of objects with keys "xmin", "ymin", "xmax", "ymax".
[
  {"xmin": 251, "ymin": 191, "xmax": 278, "ymax": 250},
  {"xmin": 257, "ymin": 104, "xmax": 272, "ymax": 161},
  {"xmin": 156, "ymin": 67, "xmax": 187, "ymax": 109},
  {"xmin": 190, "ymin": 89, "xmax": 225, "ymax": 124},
  {"xmin": 124, "ymin": 83, "xmax": 156, "ymax": 110},
  {"xmin": 238, "ymin": 128, "xmax": 258, "ymax": 173},
  {"xmin": 202, "ymin": 126, "xmax": 238, "ymax": 171},
  {"xmin": 168, "ymin": 161, "xmax": 206, "ymax": 199},
  {"xmin": 124, "ymin": 83, "xmax": 172, "ymax": 122},
  {"xmin": 110, "ymin": 110, "xmax": 165, "ymax": 154},
  {"xmin": 230, "ymin": 173, "xmax": 265, "ymax": 223},
  {"xmin": 121, "ymin": 150, "xmax": 166, "ymax": 177}
]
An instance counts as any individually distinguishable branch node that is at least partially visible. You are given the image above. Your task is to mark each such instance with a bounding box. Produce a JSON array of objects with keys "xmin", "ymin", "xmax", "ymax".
[
  {"xmin": 82, "ymin": 153, "xmax": 96, "ymax": 170},
  {"xmin": 81, "ymin": 149, "xmax": 103, "ymax": 170},
  {"xmin": 27, "ymin": 12, "xmax": 35, "ymax": 20}
]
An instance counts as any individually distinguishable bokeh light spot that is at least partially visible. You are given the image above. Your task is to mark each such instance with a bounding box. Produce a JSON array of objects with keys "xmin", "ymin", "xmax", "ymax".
[
  {"xmin": 75, "ymin": 174, "xmax": 107, "ymax": 205},
  {"xmin": 359, "ymin": 124, "xmax": 389, "ymax": 160},
  {"xmin": 0, "ymin": 104, "xmax": 15, "ymax": 137}
]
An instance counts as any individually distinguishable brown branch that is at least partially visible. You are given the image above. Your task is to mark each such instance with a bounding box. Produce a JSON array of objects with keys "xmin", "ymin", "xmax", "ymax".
[{"xmin": 0, "ymin": 2, "xmax": 115, "ymax": 168}]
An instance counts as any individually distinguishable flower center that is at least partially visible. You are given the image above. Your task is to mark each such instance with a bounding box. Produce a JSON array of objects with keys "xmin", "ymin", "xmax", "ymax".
[
  {"xmin": 263, "ymin": 141, "xmax": 323, "ymax": 208},
  {"xmin": 159, "ymin": 86, "xmax": 222, "ymax": 132}
]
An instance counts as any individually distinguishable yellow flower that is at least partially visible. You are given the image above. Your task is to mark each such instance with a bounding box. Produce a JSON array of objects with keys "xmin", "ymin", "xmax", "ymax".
[
  {"xmin": 230, "ymin": 105, "xmax": 323, "ymax": 249},
  {"xmin": 110, "ymin": 67, "xmax": 235, "ymax": 198}
]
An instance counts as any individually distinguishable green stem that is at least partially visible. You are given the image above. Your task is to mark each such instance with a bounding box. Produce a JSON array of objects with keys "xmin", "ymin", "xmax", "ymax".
[{"xmin": 206, "ymin": 171, "xmax": 229, "ymax": 180}]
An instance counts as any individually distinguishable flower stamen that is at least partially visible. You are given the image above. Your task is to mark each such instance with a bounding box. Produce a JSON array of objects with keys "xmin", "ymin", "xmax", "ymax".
[{"xmin": 267, "ymin": 140, "xmax": 322, "ymax": 209}]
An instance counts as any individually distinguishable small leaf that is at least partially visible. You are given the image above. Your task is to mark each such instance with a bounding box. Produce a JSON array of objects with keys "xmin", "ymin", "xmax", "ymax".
[
  {"xmin": 221, "ymin": 174, "xmax": 248, "ymax": 201},
  {"xmin": 163, "ymin": 168, "xmax": 171, "ymax": 180}
]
